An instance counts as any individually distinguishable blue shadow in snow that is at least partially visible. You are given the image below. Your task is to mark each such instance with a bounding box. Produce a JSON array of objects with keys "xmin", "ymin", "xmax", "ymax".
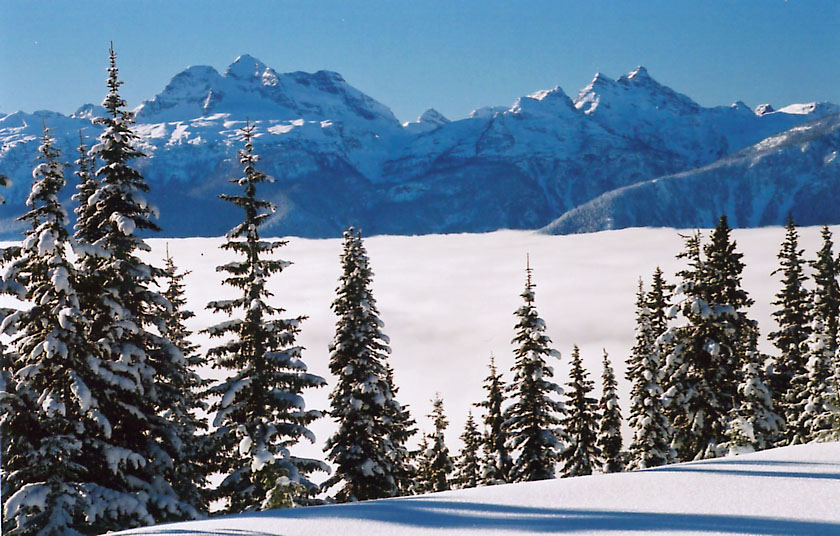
[{"xmin": 127, "ymin": 500, "xmax": 840, "ymax": 535}]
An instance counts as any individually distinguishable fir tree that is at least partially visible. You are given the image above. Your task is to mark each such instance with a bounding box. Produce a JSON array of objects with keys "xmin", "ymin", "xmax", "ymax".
[
  {"xmin": 725, "ymin": 327, "xmax": 782, "ymax": 453},
  {"xmin": 768, "ymin": 216, "xmax": 812, "ymax": 440},
  {"xmin": 664, "ymin": 218, "xmax": 755, "ymax": 460},
  {"xmin": 75, "ymin": 46, "xmax": 198, "ymax": 528},
  {"xmin": 505, "ymin": 259, "xmax": 566, "ymax": 482},
  {"xmin": 412, "ymin": 433, "xmax": 434, "ymax": 495},
  {"xmin": 453, "ymin": 411, "xmax": 482, "ymax": 489},
  {"xmin": 158, "ymin": 247, "xmax": 212, "ymax": 514},
  {"xmin": 560, "ymin": 345, "xmax": 600, "ymax": 477},
  {"xmin": 72, "ymin": 131, "xmax": 99, "ymax": 247},
  {"xmin": 627, "ymin": 273, "xmax": 674, "ymax": 469},
  {"xmin": 383, "ymin": 363, "xmax": 417, "ymax": 496},
  {"xmin": 597, "ymin": 350, "xmax": 623, "ymax": 473},
  {"xmin": 204, "ymin": 123, "xmax": 326, "ymax": 512},
  {"xmin": 1, "ymin": 126, "xmax": 100, "ymax": 535},
  {"xmin": 474, "ymin": 355, "xmax": 511, "ymax": 485},
  {"xmin": 322, "ymin": 228, "xmax": 413, "ymax": 502},
  {"xmin": 425, "ymin": 394, "xmax": 454, "ymax": 492},
  {"xmin": 800, "ymin": 226, "xmax": 840, "ymax": 442}
]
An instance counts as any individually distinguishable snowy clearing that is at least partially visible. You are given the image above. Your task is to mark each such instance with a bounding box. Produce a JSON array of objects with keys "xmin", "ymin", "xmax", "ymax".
[{"xmin": 114, "ymin": 441, "xmax": 840, "ymax": 535}]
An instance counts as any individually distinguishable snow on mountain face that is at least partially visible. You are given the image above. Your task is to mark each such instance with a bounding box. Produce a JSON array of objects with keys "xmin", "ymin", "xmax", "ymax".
[
  {"xmin": 542, "ymin": 112, "xmax": 840, "ymax": 235},
  {"xmin": 0, "ymin": 60, "xmax": 836, "ymax": 239},
  {"xmin": 402, "ymin": 108, "xmax": 450, "ymax": 134}
]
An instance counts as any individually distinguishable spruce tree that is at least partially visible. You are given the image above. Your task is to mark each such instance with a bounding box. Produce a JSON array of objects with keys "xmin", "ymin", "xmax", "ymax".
[
  {"xmin": 725, "ymin": 327, "xmax": 782, "ymax": 453},
  {"xmin": 72, "ymin": 131, "xmax": 99, "ymax": 247},
  {"xmin": 425, "ymin": 394, "xmax": 454, "ymax": 492},
  {"xmin": 453, "ymin": 411, "xmax": 482, "ymax": 489},
  {"xmin": 474, "ymin": 355, "xmax": 511, "ymax": 485},
  {"xmin": 560, "ymin": 345, "xmax": 600, "ymax": 477},
  {"xmin": 505, "ymin": 260, "xmax": 566, "ymax": 482},
  {"xmin": 768, "ymin": 216, "xmax": 812, "ymax": 440},
  {"xmin": 627, "ymin": 273, "xmax": 674, "ymax": 469},
  {"xmin": 205, "ymin": 123, "xmax": 326, "ymax": 512},
  {"xmin": 1, "ymin": 126, "xmax": 101, "ymax": 535},
  {"xmin": 77, "ymin": 46, "xmax": 198, "ymax": 528},
  {"xmin": 383, "ymin": 363, "xmax": 417, "ymax": 496},
  {"xmin": 664, "ymin": 218, "xmax": 754, "ymax": 461},
  {"xmin": 412, "ymin": 433, "xmax": 434, "ymax": 495},
  {"xmin": 800, "ymin": 226, "xmax": 840, "ymax": 442},
  {"xmin": 322, "ymin": 228, "xmax": 413, "ymax": 502},
  {"xmin": 158, "ymin": 247, "xmax": 212, "ymax": 514},
  {"xmin": 597, "ymin": 350, "xmax": 623, "ymax": 473}
]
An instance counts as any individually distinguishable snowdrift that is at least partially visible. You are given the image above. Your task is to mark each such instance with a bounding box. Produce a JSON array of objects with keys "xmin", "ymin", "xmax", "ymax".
[{"xmin": 114, "ymin": 441, "xmax": 840, "ymax": 535}]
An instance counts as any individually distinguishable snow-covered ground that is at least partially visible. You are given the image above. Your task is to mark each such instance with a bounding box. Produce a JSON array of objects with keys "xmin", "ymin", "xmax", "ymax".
[{"xmin": 115, "ymin": 441, "xmax": 840, "ymax": 535}]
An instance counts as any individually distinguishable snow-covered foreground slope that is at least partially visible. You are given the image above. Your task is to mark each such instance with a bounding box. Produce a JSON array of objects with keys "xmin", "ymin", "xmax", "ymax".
[{"xmin": 115, "ymin": 441, "xmax": 840, "ymax": 535}]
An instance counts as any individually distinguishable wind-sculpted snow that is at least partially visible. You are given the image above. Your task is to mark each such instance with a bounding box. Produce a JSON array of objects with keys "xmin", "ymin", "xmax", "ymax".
[
  {"xmin": 543, "ymin": 113, "xmax": 840, "ymax": 235},
  {"xmin": 1, "ymin": 58, "xmax": 836, "ymax": 239},
  {"xmin": 112, "ymin": 441, "xmax": 840, "ymax": 535}
]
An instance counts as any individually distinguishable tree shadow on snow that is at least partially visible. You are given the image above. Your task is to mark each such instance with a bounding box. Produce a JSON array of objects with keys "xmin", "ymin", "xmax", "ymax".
[{"xmin": 154, "ymin": 499, "xmax": 840, "ymax": 535}]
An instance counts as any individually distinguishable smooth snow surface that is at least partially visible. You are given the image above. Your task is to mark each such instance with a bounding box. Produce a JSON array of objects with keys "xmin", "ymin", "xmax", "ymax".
[{"xmin": 115, "ymin": 442, "xmax": 840, "ymax": 535}]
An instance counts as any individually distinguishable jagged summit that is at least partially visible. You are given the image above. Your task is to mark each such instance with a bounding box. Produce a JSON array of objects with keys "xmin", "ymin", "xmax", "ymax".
[
  {"xmin": 755, "ymin": 103, "xmax": 775, "ymax": 116},
  {"xmin": 624, "ymin": 65, "xmax": 651, "ymax": 81},
  {"xmin": 224, "ymin": 54, "xmax": 269, "ymax": 80},
  {"xmin": 132, "ymin": 55, "xmax": 400, "ymax": 127},
  {"xmin": 403, "ymin": 108, "xmax": 451, "ymax": 133}
]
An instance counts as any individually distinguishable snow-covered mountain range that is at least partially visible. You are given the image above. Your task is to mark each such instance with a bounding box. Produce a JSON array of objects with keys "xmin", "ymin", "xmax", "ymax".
[{"xmin": 1, "ymin": 55, "xmax": 837, "ymax": 238}]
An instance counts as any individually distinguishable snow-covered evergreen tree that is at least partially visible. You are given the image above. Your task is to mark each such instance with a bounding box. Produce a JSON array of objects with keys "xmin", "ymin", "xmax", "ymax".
[
  {"xmin": 453, "ymin": 411, "xmax": 482, "ymax": 489},
  {"xmin": 475, "ymin": 355, "xmax": 511, "ymax": 485},
  {"xmin": 768, "ymin": 217, "xmax": 812, "ymax": 440},
  {"xmin": 505, "ymin": 260, "xmax": 566, "ymax": 482},
  {"xmin": 800, "ymin": 226, "xmax": 840, "ymax": 442},
  {"xmin": 412, "ymin": 433, "xmax": 433, "ymax": 495},
  {"xmin": 382, "ymin": 363, "xmax": 417, "ymax": 496},
  {"xmin": 72, "ymin": 131, "xmax": 99, "ymax": 247},
  {"xmin": 0, "ymin": 126, "xmax": 101, "ymax": 535},
  {"xmin": 204, "ymin": 122, "xmax": 326, "ymax": 512},
  {"xmin": 560, "ymin": 345, "xmax": 600, "ymax": 477},
  {"xmin": 664, "ymin": 218, "xmax": 755, "ymax": 460},
  {"xmin": 627, "ymin": 273, "xmax": 674, "ymax": 469},
  {"xmin": 725, "ymin": 326, "xmax": 782, "ymax": 453},
  {"xmin": 322, "ymin": 228, "xmax": 413, "ymax": 502},
  {"xmin": 425, "ymin": 395, "xmax": 453, "ymax": 492},
  {"xmin": 158, "ymin": 247, "xmax": 211, "ymax": 514},
  {"xmin": 75, "ymin": 46, "xmax": 199, "ymax": 528},
  {"xmin": 597, "ymin": 350, "xmax": 623, "ymax": 473}
]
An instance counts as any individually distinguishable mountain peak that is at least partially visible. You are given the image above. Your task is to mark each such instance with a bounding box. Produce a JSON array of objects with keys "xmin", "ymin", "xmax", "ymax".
[
  {"xmin": 626, "ymin": 65, "xmax": 650, "ymax": 81},
  {"xmin": 225, "ymin": 54, "xmax": 268, "ymax": 80}
]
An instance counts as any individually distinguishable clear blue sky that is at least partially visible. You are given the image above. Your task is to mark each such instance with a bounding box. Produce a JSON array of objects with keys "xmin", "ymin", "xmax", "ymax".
[{"xmin": 1, "ymin": 0, "xmax": 838, "ymax": 123}]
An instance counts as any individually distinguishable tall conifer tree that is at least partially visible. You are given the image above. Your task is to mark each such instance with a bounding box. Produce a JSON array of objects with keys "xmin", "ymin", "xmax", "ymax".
[
  {"xmin": 768, "ymin": 217, "xmax": 812, "ymax": 440},
  {"xmin": 453, "ymin": 411, "xmax": 482, "ymax": 489},
  {"xmin": 627, "ymin": 272, "xmax": 674, "ymax": 469},
  {"xmin": 475, "ymin": 355, "xmax": 511, "ymax": 485},
  {"xmin": 205, "ymin": 123, "xmax": 326, "ymax": 512},
  {"xmin": 322, "ymin": 228, "xmax": 413, "ymax": 502},
  {"xmin": 664, "ymin": 218, "xmax": 755, "ymax": 460},
  {"xmin": 560, "ymin": 345, "xmax": 600, "ymax": 477},
  {"xmin": 158, "ymin": 248, "xmax": 211, "ymax": 514},
  {"xmin": 425, "ymin": 395, "xmax": 453, "ymax": 492},
  {"xmin": 597, "ymin": 350, "xmax": 623, "ymax": 473},
  {"xmin": 1, "ymin": 126, "xmax": 102, "ymax": 535},
  {"xmin": 505, "ymin": 259, "xmax": 566, "ymax": 482}
]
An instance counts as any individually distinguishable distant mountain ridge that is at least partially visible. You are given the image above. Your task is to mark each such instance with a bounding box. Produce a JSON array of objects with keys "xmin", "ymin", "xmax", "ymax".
[{"xmin": 1, "ymin": 55, "xmax": 837, "ymax": 238}]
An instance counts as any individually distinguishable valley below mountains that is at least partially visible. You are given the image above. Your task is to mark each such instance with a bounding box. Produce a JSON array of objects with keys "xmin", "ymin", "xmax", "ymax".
[{"xmin": 1, "ymin": 55, "xmax": 838, "ymax": 238}]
